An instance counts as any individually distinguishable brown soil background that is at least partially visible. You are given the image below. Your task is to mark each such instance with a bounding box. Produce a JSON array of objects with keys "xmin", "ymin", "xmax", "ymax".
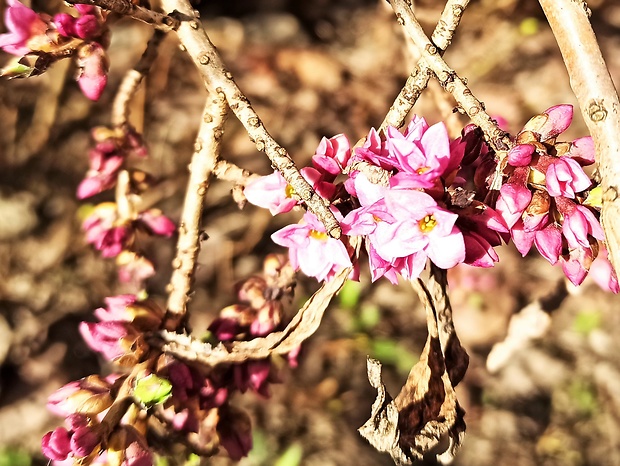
[{"xmin": 2, "ymin": 0, "xmax": 620, "ymax": 465}]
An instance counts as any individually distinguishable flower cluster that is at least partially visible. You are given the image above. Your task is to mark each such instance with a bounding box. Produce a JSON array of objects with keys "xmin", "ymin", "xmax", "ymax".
[
  {"xmin": 77, "ymin": 124, "xmax": 175, "ymax": 289},
  {"xmin": 78, "ymin": 125, "xmax": 148, "ymax": 199},
  {"xmin": 42, "ymin": 255, "xmax": 298, "ymax": 464},
  {"xmin": 495, "ymin": 105, "xmax": 616, "ymax": 290},
  {"xmin": 0, "ymin": 0, "xmax": 110, "ymax": 100},
  {"xmin": 244, "ymin": 106, "xmax": 616, "ymax": 292}
]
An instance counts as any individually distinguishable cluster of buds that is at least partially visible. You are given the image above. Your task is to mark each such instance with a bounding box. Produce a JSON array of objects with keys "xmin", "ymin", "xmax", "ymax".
[
  {"xmin": 0, "ymin": 0, "xmax": 110, "ymax": 100},
  {"xmin": 244, "ymin": 106, "xmax": 616, "ymax": 292},
  {"xmin": 78, "ymin": 125, "xmax": 148, "ymax": 199},
  {"xmin": 493, "ymin": 105, "xmax": 617, "ymax": 290},
  {"xmin": 42, "ymin": 294, "xmax": 165, "ymax": 465},
  {"xmin": 42, "ymin": 255, "xmax": 298, "ymax": 464},
  {"xmin": 78, "ymin": 126, "xmax": 175, "ymax": 288}
]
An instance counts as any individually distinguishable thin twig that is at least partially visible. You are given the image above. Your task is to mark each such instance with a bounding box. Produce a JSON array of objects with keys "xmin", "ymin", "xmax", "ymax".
[
  {"xmin": 157, "ymin": 0, "xmax": 341, "ymax": 238},
  {"xmin": 111, "ymin": 31, "xmax": 165, "ymax": 127},
  {"xmin": 164, "ymin": 94, "xmax": 228, "ymax": 331},
  {"xmin": 212, "ymin": 160, "xmax": 260, "ymax": 186},
  {"xmin": 388, "ymin": 0, "xmax": 511, "ymax": 153},
  {"xmin": 379, "ymin": 0, "xmax": 470, "ymax": 133},
  {"xmin": 68, "ymin": 0, "xmax": 179, "ymax": 31},
  {"xmin": 538, "ymin": 0, "xmax": 620, "ymax": 274}
]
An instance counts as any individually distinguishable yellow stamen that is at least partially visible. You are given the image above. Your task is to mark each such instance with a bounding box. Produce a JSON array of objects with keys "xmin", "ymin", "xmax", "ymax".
[
  {"xmin": 417, "ymin": 166, "xmax": 431, "ymax": 174},
  {"xmin": 418, "ymin": 214, "xmax": 437, "ymax": 233},
  {"xmin": 285, "ymin": 184, "xmax": 296, "ymax": 198},
  {"xmin": 309, "ymin": 230, "xmax": 328, "ymax": 241}
]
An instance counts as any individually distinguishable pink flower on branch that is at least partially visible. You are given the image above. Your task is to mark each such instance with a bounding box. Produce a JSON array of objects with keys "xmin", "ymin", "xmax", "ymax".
[
  {"xmin": 272, "ymin": 211, "xmax": 352, "ymax": 282},
  {"xmin": 244, "ymin": 171, "xmax": 299, "ymax": 215},
  {"xmin": 545, "ymin": 156, "xmax": 591, "ymax": 198},
  {"xmin": 0, "ymin": 0, "xmax": 47, "ymax": 56}
]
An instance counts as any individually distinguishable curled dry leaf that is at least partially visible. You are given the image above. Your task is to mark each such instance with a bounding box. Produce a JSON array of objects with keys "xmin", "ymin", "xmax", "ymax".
[{"xmin": 359, "ymin": 269, "xmax": 468, "ymax": 465}]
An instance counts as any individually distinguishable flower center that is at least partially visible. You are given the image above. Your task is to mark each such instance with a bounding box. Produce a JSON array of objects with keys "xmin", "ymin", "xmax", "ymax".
[
  {"xmin": 417, "ymin": 166, "xmax": 431, "ymax": 174},
  {"xmin": 418, "ymin": 214, "xmax": 437, "ymax": 233},
  {"xmin": 285, "ymin": 184, "xmax": 296, "ymax": 198},
  {"xmin": 309, "ymin": 230, "xmax": 328, "ymax": 241}
]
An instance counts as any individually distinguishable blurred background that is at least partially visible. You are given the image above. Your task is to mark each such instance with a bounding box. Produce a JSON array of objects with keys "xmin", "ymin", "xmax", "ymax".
[{"xmin": 2, "ymin": 0, "xmax": 620, "ymax": 464}]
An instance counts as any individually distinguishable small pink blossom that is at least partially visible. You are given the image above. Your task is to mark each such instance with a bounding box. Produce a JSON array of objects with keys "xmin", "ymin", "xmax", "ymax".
[
  {"xmin": 387, "ymin": 119, "xmax": 452, "ymax": 188},
  {"xmin": 560, "ymin": 203, "xmax": 604, "ymax": 249},
  {"xmin": 462, "ymin": 231, "xmax": 499, "ymax": 267},
  {"xmin": 42, "ymin": 428, "xmax": 72, "ymax": 461},
  {"xmin": 561, "ymin": 245, "xmax": 594, "ymax": 286},
  {"xmin": 138, "ymin": 209, "xmax": 176, "ymax": 237},
  {"xmin": 233, "ymin": 360, "xmax": 272, "ymax": 397},
  {"xmin": 534, "ymin": 223, "xmax": 563, "ymax": 265},
  {"xmin": 244, "ymin": 172, "xmax": 298, "ymax": 215},
  {"xmin": 589, "ymin": 247, "xmax": 619, "ymax": 293},
  {"xmin": 507, "ymin": 144, "xmax": 535, "ymax": 167},
  {"xmin": 545, "ymin": 156, "xmax": 591, "ymax": 198},
  {"xmin": 76, "ymin": 42, "xmax": 108, "ymax": 101},
  {"xmin": 566, "ymin": 136, "xmax": 595, "ymax": 166},
  {"xmin": 271, "ymin": 211, "xmax": 352, "ymax": 282},
  {"xmin": 82, "ymin": 203, "xmax": 130, "ymax": 258},
  {"xmin": 0, "ymin": 0, "xmax": 47, "ymax": 56},
  {"xmin": 538, "ymin": 104, "xmax": 573, "ymax": 141},
  {"xmin": 312, "ymin": 133, "xmax": 351, "ymax": 180},
  {"xmin": 79, "ymin": 320, "xmax": 135, "ymax": 361},
  {"xmin": 495, "ymin": 180, "xmax": 532, "ymax": 229}
]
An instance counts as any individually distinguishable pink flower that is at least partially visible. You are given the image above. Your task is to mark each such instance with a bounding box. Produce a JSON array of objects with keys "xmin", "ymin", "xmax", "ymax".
[
  {"xmin": 538, "ymin": 104, "xmax": 573, "ymax": 141},
  {"xmin": 42, "ymin": 428, "xmax": 72, "ymax": 461},
  {"xmin": 545, "ymin": 156, "xmax": 591, "ymax": 198},
  {"xmin": 76, "ymin": 42, "xmax": 109, "ymax": 101},
  {"xmin": 79, "ymin": 321, "xmax": 135, "ymax": 361},
  {"xmin": 137, "ymin": 209, "xmax": 176, "ymax": 237},
  {"xmin": 560, "ymin": 203, "xmax": 604, "ymax": 249},
  {"xmin": 561, "ymin": 245, "xmax": 594, "ymax": 286},
  {"xmin": 566, "ymin": 136, "xmax": 595, "ymax": 166},
  {"xmin": 76, "ymin": 150, "xmax": 124, "ymax": 199},
  {"xmin": 116, "ymin": 252, "xmax": 155, "ymax": 285},
  {"xmin": 82, "ymin": 203, "xmax": 130, "ymax": 258},
  {"xmin": 381, "ymin": 190, "xmax": 465, "ymax": 268},
  {"xmin": 387, "ymin": 118, "xmax": 452, "ymax": 188},
  {"xmin": 0, "ymin": 0, "xmax": 47, "ymax": 56},
  {"xmin": 462, "ymin": 231, "xmax": 499, "ymax": 267},
  {"xmin": 495, "ymin": 179, "xmax": 532, "ymax": 229},
  {"xmin": 93, "ymin": 295, "xmax": 137, "ymax": 321},
  {"xmin": 507, "ymin": 144, "xmax": 535, "ymax": 167},
  {"xmin": 311, "ymin": 133, "xmax": 351, "ymax": 180},
  {"xmin": 353, "ymin": 128, "xmax": 391, "ymax": 169},
  {"xmin": 42, "ymin": 416, "xmax": 100, "ymax": 462},
  {"xmin": 589, "ymin": 247, "xmax": 619, "ymax": 293},
  {"xmin": 233, "ymin": 360, "xmax": 272, "ymax": 397},
  {"xmin": 534, "ymin": 223, "xmax": 562, "ymax": 265},
  {"xmin": 271, "ymin": 211, "xmax": 352, "ymax": 282},
  {"xmin": 47, "ymin": 376, "xmax": 113, "ymax": 417},
  {"xmin": 244, "ymin": 172, "xmax": 298, "ymax": 215},
  {"xmin": 344, "ymin": 189, "xmax": 465, "ymax": 281}
]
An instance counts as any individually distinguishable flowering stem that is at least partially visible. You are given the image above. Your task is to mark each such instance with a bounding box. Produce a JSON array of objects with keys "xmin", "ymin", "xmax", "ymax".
[
  {"xmin": 538, "ymin": 0, "xmax": 620, "ymax": 274},
  {"xmin": 379, "ymin": 0, "xmax": 471, "ymax": 133},
  {"xmin": 157, "ymin": 0, "xmax": 342, "ymax": 239},
  {"xmin": 388, "ymin": 0, "xmax": 511, "ymax": 153},
  {"xmin": 164, "ymin": 94, "xmax": 228, "ymax": 331},
  {"xmin": 111, "ymin": 30, "xmax": 165, "ymax": 127},
  {"xmin": 68, "ymin": 0, "xmax": 179, "ymax": 31}
]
